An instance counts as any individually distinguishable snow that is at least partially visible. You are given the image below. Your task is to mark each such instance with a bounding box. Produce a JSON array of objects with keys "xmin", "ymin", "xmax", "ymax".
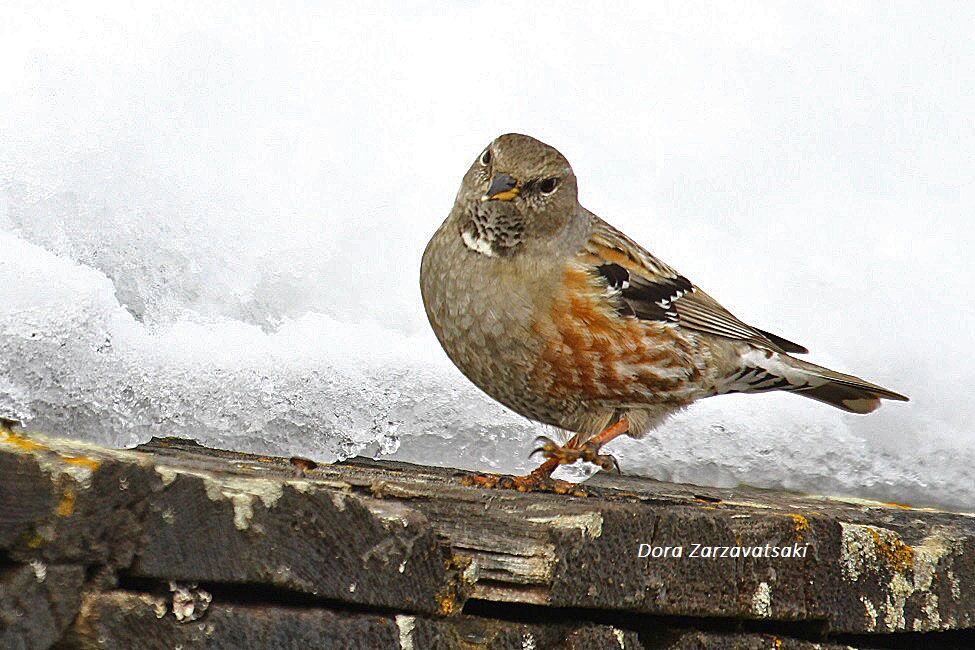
[{"xmin": 1, "ymin": 2, "xmax": 973, "ymax": 509}]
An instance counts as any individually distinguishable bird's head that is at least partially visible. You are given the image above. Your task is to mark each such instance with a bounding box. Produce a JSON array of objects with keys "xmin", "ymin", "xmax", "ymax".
[{"xmin": 455, "ymin": 133, "xmax": 579, "ymax": 257}]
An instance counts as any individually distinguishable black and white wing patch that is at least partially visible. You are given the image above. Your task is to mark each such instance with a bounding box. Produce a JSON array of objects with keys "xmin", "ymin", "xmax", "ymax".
[
  {"xmin": 594, "ymin": 264, "xmax": 807, "ymax": 354},
  {"xmin": 596, "ymin": 263, "xmax": 692, "ymax": 322},
  {"xmin": 585, "ymin": 214, "xmax": 808, "ymax": 354}
]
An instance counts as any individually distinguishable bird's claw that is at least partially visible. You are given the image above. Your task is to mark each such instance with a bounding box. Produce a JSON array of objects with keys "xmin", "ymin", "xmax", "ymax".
[
  {"xmin": 598, "ymin": 452, "xmax": 622, "ymax": 475},
  {"xmin": 531, "ymin": 435, "xmax": 620, "ymax": 474},
  {"xmin": 530, "ymin": 435, "xmax": 563, "ymax": 458},
  {"xmin": 579, "ymin": 443, "xmax": 621, "ymax": 474}
]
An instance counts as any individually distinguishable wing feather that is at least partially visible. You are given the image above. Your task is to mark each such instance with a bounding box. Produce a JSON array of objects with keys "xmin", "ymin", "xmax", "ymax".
[{"xmin": 582, "ymin": 215, "xmax": 806, "ymax": 354}]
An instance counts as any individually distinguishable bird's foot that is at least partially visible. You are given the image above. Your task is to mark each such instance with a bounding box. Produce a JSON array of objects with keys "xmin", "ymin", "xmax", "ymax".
[
  {"xmin": 532, "ymin": 435, "xmax": 620, "ymax": 474},
  {"xmin": 461, "ymin": 469, "xmax": 587, "ymax": 496},
  {"xmin": 460, "ymin": 422, "xmax": 628, "ymax": 495}
]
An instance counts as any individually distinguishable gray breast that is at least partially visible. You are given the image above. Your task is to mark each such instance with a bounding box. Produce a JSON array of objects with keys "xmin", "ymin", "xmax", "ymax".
[{"xmin": 420, "ymin": 220, "xmax": 569, "ymax": 426}]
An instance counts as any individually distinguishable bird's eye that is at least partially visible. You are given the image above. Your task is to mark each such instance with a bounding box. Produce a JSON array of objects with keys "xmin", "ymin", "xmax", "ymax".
[
  {"xmin": 479, "ymin": 149, "xmax": 492, "ymax": 166},
  {"xmin": 538, "ymin": 177, "xmax": 559, "ymax": 194}
]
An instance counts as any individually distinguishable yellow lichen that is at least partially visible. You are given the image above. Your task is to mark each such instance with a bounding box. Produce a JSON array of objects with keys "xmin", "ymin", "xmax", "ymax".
[
  {"xmin": 436, "ymin": 591, "xmax": 462, "ymax": 616},
  {"xmin": 56, "ymin": 486, "xmax": 76, "ymax": 517},
  {"xmin": 0, "ymin": 429, "xmax": 50, "ymax": 453},
  {"xmin": 883, "ymin": 501, "xmax": 915, "ymax": 510},
  {"xmin": 1, "ymin": 430, "xmax": 101, "ymax": 488},
  {"xmin": 434, "ymin": 555, "xmax": 475, "ymax": 617},
  {"xmin": 64, "ymin": 456, "xmax": 101, "ymax": 472},
  {"xmin": 789, "ymin": 514, "xmax": 810, "ymax": 540},
  {"xmin": 868, "ymin": 527, "xmax": 915, "ymax": 572}
]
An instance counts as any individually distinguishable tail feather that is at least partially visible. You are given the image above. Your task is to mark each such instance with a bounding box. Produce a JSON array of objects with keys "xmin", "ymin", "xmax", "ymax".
[
  {"xmin": 721, "ymin": 350, "xmax": 908, "ymax": 414},
  {"xmin": 793, "ymin": 381, "xmax": 888, "ymax": 414},
  {"xmin": 789, "ymin": 358, "xmax": 908, "ymax": 414}
]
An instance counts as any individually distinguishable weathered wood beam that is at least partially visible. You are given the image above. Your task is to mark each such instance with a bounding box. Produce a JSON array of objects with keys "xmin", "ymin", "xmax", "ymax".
[{"xmin": 1, "ymin": 424, "xmax": 974, "ymax": 649}]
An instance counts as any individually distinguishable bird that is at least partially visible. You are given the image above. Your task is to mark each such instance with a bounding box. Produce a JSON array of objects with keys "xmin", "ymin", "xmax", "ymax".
[{"xmin": 420, "ymin": 133, "xmax": 908, "ymax": 489}]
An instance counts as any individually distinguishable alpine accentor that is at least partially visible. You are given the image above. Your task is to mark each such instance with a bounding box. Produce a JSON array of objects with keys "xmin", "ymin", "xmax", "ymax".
[{"xmin": 420, "ymin": 133, "xmax": 907, "ymax": 485}]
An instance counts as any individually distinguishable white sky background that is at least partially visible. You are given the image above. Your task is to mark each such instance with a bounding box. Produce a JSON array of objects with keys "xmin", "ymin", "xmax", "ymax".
[{"xmin": 1, "ymin": 2, "xmax": 973, "ymax": 506}]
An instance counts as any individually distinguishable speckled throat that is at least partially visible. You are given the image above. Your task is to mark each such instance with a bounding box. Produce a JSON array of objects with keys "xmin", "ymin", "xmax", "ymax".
[{"xmin": 459, "ymin": 202, "xmax": 525, "ymax": 257}]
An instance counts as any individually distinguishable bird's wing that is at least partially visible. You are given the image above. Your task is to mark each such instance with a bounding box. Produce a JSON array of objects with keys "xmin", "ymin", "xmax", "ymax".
[{"xmin": 578, "ymin": 216, "xmax": 808, "ymax": 354}]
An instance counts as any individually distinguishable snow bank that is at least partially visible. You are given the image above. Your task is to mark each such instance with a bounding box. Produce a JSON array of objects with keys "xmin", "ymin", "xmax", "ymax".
[{"xmin": 2, "ymin": 2, "xmax": 972, "ymax": 508}]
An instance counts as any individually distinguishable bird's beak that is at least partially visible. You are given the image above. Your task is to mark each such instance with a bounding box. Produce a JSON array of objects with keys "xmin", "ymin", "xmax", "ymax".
[{"xmin": 481, "ymin": 174, "xmax": 520, "ymax": 202}]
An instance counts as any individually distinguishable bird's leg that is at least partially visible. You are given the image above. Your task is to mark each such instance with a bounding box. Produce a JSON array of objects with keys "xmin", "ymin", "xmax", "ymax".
[
  {"xmin": 519, "ymin": 432, "xmax": 582, "ymax": 482},
  {"xmin": 533, "ymin": 418, "xmax": 629, "ymax": 473},
  {"xmin": 463, "ymin": 433, "xmax": 582, "ymax": 493},
  {"xmin": 463, "ymin": 419, "xmax": 630, "ymax": 494}
]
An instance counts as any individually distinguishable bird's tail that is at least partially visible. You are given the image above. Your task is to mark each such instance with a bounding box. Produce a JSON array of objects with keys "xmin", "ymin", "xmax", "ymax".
[{"xmin": 720, "ymin": 350, "xmax": 908, "ymax": 414}]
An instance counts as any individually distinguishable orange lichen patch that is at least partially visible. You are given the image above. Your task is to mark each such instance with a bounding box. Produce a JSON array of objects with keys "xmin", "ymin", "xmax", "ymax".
[
  {"xmin": 57, "ymin": 486, "xmax": 77, "ymax": 517},
  {"xmin": 790, "ymin": 514, "xmax": 811, "ymax": 539},
  {"xmin": 868, "ymin": 527, "xmax": 915, "ymax": 572},
  {"xmin": 0, "ymin": 429, "xmax": 50, "ymax": 453},
  {"xmin": 773, "ymin": 638, "xmax": 783, "ymax": 649},
  {"xmin": 64, "ymin": 456, "xmax": 101, "ymax": 472},
  {"xmin": 883, "ymin": 501, "xmax": 915, "ymax": 510},
  {"xmin": 1, "ymin": 431, "xmax": 102, "ymax": 480},
  {"xmin": 436, "ymin": 591, "xmax": 462, "ymax": 617},
  {"xmin": 434, "ymin": 555, "xmax": 476, "ymax": 617}
]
